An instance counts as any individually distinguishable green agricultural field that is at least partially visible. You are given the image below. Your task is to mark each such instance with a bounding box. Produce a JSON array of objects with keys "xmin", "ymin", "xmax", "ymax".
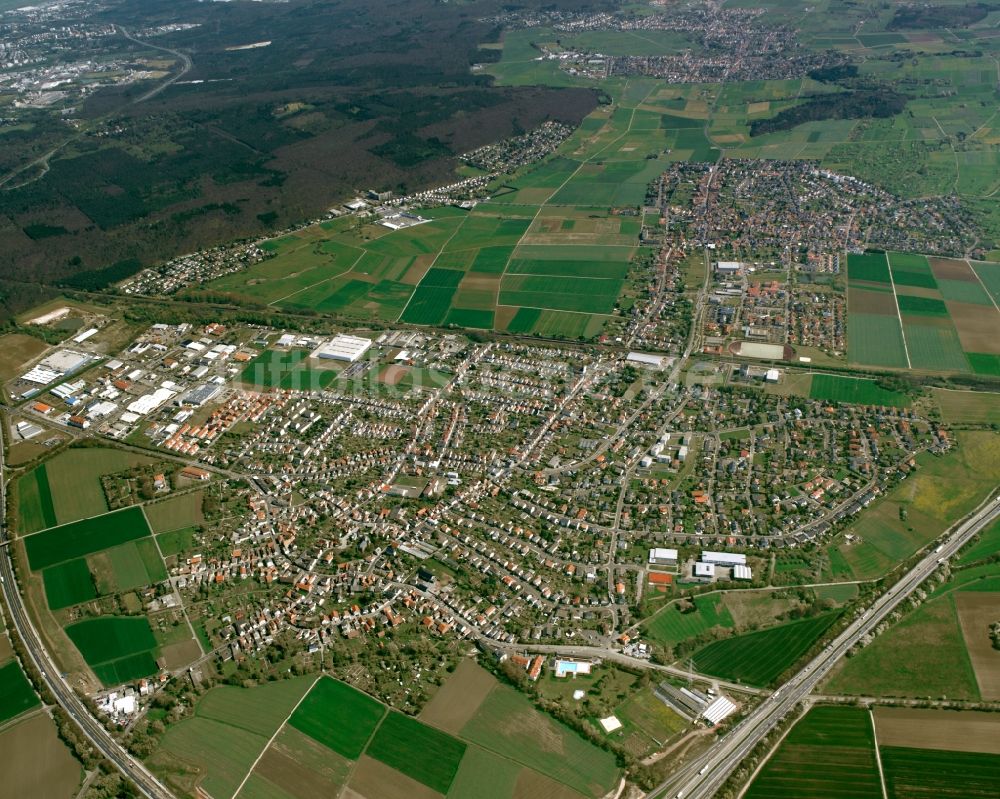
[
  {"xmin": 239, "ymin": 349, "xmax": 309, "ymax": 388},
  {"xmin": 745, "ymin": 706, "xmax": 881, "ymax": 799},
  {"xmin": 64, "ymin": 616, "xmax": 158, "ymax": 686},
  {"xmin": 156, "ymin": 678, "xmax": 313, "ymax": 799},
  {"xmin": 499, "ymin": 274, "xmax": 622, "ymax": 315},
  {"xmin": 16, "ymin": 465, "xmax": 55, "ymax": 534},
  {"xmin": 155, "ymin": 527, "xmax": 197, "ymax": 558},
  {"xmin": 144, "ymin": 492, "xmax": 205, "ymax": 534},
  {"xmin": 847, "ymin": 252, "xmax": 891, "ymax": 284},
  {"xmin": 833, "ymin": 432, "xmax": 1000, "ymax": 580},
  {"xmin": 847, "ymin": 313, "xmax": 909, "ymax": 369},
  {"xmin": 691, "ymin": 613, "xmax": 839, "ymax": 686},
  {"xmin": 366, "ymin": 711, "xmax": 467, "ymax": 794},
  {"xmin": 880, "ymin": 746, "xmax": 1000, "ymax": 799},
  {"xmin": 967, "ymin": 353, "xmax": 1000, "ymax": 376},
  {"xmin": 289, "ymin": 676, "xmax": 385, "ymax": 759},
  {"xmin": 970, "ymin": 261, "xmax": 1000, "ymax": 306},
  {"xmin": 0, "ymin": 661, "xmax": 40, "ymax": 725},
  {"xmin": 897, "ymin": 295, "xmax": 949, "ymax": 317},
  {"xmin": 809, "ymin": 374, "xmax": 909, "ymax": 407},
  {"xmin": 959, "ymin": 518, "xmax": 1000, "ymax": 565},
  {"xmin": 824, "ymin": 593, "xmax": 979, "ymax": 700},
  {"xmin": 196, "ymin": 677, "xmax": 314, "ymax": 738},
  {"xmin": 446, "ymin": 745, "xmax": 522, "ymax": 799},
  {"xmin": 888, "ymin": 252, "xmax": 938, "ymax": 290},
  {"xmin": 28, "ymin": 448, "xmax": 153, "ymax": 527},
  {"xmin": 643, "ymin": 594, "xmax": 735, "ymax": 645},
  {"xmin": 42, "ymin": 558, "xmax": 96, "ymax": 610},
  {"xmin": 102, "ymin": 539, "xmax": 167, "ymax": 592},
  {"xmin": 159, "ymin": 718, "xmax": 268, "ymax": 799},
  {"xmin": 460, "ymin": 683, "xmax": 620, "ymax": 798},
  {"xmin": 932, "ymin": 389, "xmax": 1000, "ymax": 425},
  {"xmin": 24, "ymin": 506, "xmax": 153, "ymax": 571},
  {"xmin": 901, "ymin": 321, "xmax": 970, "ymax": 372}
]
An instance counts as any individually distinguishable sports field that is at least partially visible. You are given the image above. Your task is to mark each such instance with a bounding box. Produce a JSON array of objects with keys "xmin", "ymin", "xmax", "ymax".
[
  {"xmin": 846, "ymin": 251, "xmax": 1000, "ymax": 373},
  {"xmin": 64, "ymin": 616, "xmax": 158, "ymax": 686},
  {"xmin": 745, "ymin": 707, "xmax": 881, "ymax": 799},
  {"xmin": 690, "ymin": 612, "xmax": 838, "ymax": 686},
  {"xmin": 24, "ymin": 506, "xmax": 153, "ymax": 571},
  {"xmin": 0, "ymin": 660, "xmax": 40, "ymax": 724}
]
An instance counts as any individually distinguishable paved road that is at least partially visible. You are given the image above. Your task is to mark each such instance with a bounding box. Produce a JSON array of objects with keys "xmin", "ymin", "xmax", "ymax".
[
  {"xmin": 118, "ymin": 27, "xmax": 193, "ymax": 103},
  {"xmin": 0, "ymin": 422, "xmax": 176, "ymax": 799},
  {"xmin": 645, "ymin": 491, "xmax": 1000, "ymax": 799}
]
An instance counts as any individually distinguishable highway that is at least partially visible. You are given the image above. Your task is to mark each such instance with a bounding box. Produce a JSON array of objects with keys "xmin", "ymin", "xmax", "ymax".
[
  {"xmin": 645, "ymin": 491, "xmax": 1000, "ymax": 799},
  {"xmin": 0, "ymin": 423, "xmax": 176, "ymax": 799}
]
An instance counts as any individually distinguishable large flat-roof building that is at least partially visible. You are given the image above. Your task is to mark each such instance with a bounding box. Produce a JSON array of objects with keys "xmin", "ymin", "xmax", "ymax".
[
  {"xmin": 702, "ymin": 551, "xmax": 747, "ymax": 566},
  {"xmin": 648, "ymin": 547, "xmax": 678, "ymax": 566},
  {"xmin": 311, "ymin": 334, "xmax": 373, "ymax": 363}
]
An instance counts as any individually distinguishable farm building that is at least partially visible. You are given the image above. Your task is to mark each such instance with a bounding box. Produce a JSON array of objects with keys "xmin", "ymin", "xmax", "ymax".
[{"xmin": 311, "ymin": 334, "xmax": 373, "ymax": 363}]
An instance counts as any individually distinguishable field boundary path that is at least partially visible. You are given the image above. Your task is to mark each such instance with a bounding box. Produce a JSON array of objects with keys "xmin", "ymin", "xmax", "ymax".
[
  {"xmin": 870, "ymin": 709, "xmax": 889, "ymax": 799},
  {"xmin": 231, "ymin": 674, "xmax": 321, "ymax": 799}
]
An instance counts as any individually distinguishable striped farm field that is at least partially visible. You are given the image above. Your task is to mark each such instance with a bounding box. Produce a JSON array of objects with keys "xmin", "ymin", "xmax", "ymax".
[
  {"xmin": 690, "ymin": 613, "xmax": 839, "ymax": 686},
  {"xmin": 845, "ymin": 252, "xmax": 999, "ymax": 372},
  {"xmin": 289, "ymin": 676, "xmax": 385, "ymax": 759},
  {"xmin": 745, "ymin": 707, "xmax": 881, "ymax": 799},
  {"xmin": 881, "ymin": 746, "xmax": 1000, "ymax": 798},
  {"xmin": 847, "ymin": 251, "xmax": 891, "ymax": 285},
  {"xmin": 846, "ymin": 312, "xmax": 909, "ymax": 369},
  {"xmin": 0, "ymin": 660, "xmax": 40, "ymax": 724},
  {"xmin": 24, "ymin": 506, "xmax": 153, "ymax": 571},
  {"xmin": 888, "ymin": 252, "xmax": 937, "ymax": 289},
  {"xmin": 460, "ymin": 682, "xmax": 620, "ymax": 797},
  {"xmin": 366, "ymin": 711, "xmax": 466, "ymax": 794},
  {"xmin": 901, "ymin": 321, "xmax": 970, "ymax": 372}
]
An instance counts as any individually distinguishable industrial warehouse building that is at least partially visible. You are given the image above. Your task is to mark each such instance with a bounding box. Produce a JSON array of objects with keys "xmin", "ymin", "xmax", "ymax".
[{"xmin": 311, "ymin": 334, "xmax": 373, "ymax": 363}]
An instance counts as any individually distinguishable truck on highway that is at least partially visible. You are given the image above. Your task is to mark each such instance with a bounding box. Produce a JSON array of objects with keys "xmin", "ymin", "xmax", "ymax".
[{"xmin": 934, "ymin": 544, "xmax": 944, "ymax": 553}]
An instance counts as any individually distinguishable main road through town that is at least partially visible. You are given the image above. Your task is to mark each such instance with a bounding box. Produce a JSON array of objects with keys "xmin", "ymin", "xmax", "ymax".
[
  {"xmin": 645, "ymin": 490, "xmax": 1000, "ymax": 799},
  {"xmin": 0, "ymin": 422, "xmax": 176, "ymax": 799}
]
